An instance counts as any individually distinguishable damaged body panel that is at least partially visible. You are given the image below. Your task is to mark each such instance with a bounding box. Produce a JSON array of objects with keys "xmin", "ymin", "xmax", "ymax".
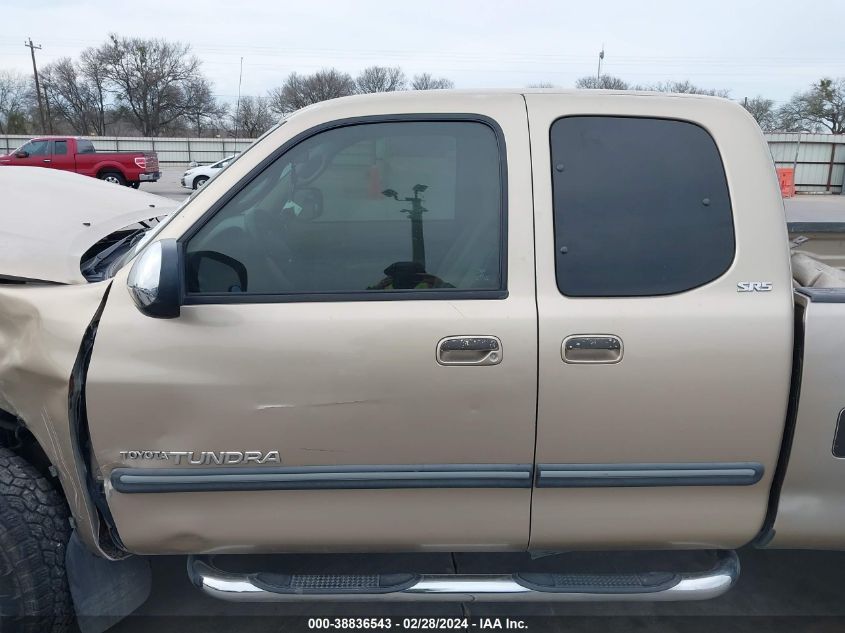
[{"xmin": 0, "ymin": 281, "xmax": 113, "ymax": 556}]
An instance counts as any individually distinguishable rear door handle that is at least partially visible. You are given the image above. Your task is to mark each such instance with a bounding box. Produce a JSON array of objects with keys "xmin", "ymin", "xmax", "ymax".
[
  {"xmin": 437, "ymin": 336, "xmax": 502, "ymax": 366},
  {"xmin": 42, "ymin": 159, "xmax": 51, "ymax": 163},
  {"xmin": 562, "ymin": 335, "xmax": 623, "ymax": 364}
]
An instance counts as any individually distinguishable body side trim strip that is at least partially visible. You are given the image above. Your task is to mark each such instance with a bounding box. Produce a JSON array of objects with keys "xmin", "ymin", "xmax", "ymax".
[
  {"xmin": 536, "ymin": 462, "xmax": 764, "ymax": 488},
  {"xmin": 111, "ymin": 464, "xmax": 534, "ymax": 494}
]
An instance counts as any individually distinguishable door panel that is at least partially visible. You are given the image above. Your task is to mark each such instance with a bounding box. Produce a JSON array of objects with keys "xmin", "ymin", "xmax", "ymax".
[
  {"xmin": 527, "ymin": 94, "xmax": 794, "ymax": 550},
  {"xmin": 86, "ymin": 100, "xmax": 538, "ymax": 554},
  {"xmin": 49, "ymin": 139, "xmax": 74, "ymax": 170}
]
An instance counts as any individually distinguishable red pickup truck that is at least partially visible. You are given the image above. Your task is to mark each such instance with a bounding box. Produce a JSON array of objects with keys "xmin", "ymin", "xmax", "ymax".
[{"xmin": 0, "ymin": 136, "xmax": 160, "ymax": 188}]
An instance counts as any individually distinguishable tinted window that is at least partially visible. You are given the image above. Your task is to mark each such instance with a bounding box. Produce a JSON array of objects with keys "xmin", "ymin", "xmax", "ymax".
[
  {"xmin": 185, "ymin": 120, "xmax": 503, "ymax": 297},
  {"xmin": 76, "ymin": 139, "xmax": 95, "ymax": 154},
  {"xmin": 53, "ymin": 140, "xmax": 67, "ymax": 155},
  {"xmin": 551, "ymin": 116, "xmax": 734, "ymax": 297},
  {"xmin": 24, "ymin": 140, "xmax": 49, "ymax": 156}
]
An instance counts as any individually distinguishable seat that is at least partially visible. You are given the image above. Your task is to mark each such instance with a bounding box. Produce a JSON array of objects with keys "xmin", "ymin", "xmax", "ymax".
[{"xmin": 791, "ymin": 252, "xmax": 845, "ymax": 288}]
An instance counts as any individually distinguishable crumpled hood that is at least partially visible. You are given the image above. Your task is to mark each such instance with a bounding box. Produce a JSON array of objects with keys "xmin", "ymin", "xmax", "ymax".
[{"xmin": 0, "ymin": 167, "xmax": 177, "ymax": 284}]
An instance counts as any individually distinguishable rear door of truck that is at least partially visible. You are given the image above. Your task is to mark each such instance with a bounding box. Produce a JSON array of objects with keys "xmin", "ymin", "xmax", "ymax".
[
  {"xmin": 48, "ymin": 139, "xmax": 75, "ymax": 171},
  {"xmin": 85, "ymin": 94, "xmax": 539, "ymax": 554},
  {"xmin": 525, "ymin": 93, "xmax": 794, "ymax": 550}
]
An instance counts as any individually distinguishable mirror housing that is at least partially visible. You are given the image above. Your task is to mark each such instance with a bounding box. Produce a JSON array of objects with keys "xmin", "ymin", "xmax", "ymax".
[
  {"xmin": 127, "ymin": 239, "xmax": 181, "ymax": 318},
  {"xmin": 14, "ymin": 151, "xmax": 29, "ymax": 159}
]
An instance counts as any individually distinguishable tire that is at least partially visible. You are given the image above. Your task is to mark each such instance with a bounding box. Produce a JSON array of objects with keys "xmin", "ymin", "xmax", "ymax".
[
  {"xmin": 98, "ymin": 171, "xmax": 126, "ymax": 186},
  {"xmin": 193, "ymin": 176, "xmax": 209, "ymax": 189},
  {"xmin": 0, "ymin": 447, "xmax": 72, "ymax": 632},
  {"xmin": 129, "ymin": 182, "xmax": 140, "ymax": 189}
]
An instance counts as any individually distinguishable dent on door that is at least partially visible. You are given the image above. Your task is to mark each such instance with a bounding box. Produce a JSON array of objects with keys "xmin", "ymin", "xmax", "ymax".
[{"xmin": 84, "ymin": 97, "xmax": 540, "ymax": 554}]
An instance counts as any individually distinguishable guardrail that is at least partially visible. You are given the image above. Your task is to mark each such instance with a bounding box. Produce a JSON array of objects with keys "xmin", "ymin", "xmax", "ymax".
[{"xmin": 2, "ymin": 132, "xmax": 844, "ymax": 193}]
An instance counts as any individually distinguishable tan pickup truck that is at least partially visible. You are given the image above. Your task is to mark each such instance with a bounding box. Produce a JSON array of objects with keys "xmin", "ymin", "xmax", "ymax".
[{"xmin": 1, "ymin": 89, "xmax": 844, "ymax": 631}]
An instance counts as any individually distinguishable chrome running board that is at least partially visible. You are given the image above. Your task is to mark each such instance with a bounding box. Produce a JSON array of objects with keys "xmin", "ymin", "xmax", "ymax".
[{"xmin": 187, "ymin": 550, "xmax": 738, "ymax": 602}]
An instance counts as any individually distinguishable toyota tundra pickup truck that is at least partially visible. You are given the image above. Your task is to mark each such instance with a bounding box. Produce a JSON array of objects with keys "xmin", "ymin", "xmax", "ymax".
[
  {"xmin": 0, "ymin": 136, "xmax": 160, "ymax": 188},
  {"xmin": 1, "ymin": 89, "xmax": 844, "ymax": 631}
]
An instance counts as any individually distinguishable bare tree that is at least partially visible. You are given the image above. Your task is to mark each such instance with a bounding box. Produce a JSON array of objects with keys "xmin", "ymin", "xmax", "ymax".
[
  {"xmin": 575, "ymin": 75, "xmax": 629, "ymax": 90},
  {"xmin": 78, "ymin": 47, "xmax": 110, "ymax": 135},
  {"xmin": 411, "ymin": 73, "xmax": 454, "ymax": 90},
  {"xmin": 0, "ymin": 70, "xmax": 30, "ymax": 134},
  {"xmin": 269, "ymin": 69, "xmax": 356, "ymax": 114},
  {"xmin": 100, "ymin": 34, "xmax": 221, "ymax": 136},
  {"xmin": 182, "ymin": 75, "xmax": 227, "ymax": 136},
  {"xmin": 528, "ymin": 82, "xmax": 557, "ymax": 88},
  {"xmin": 41, "ymin": 57, "xmax": 105, "ymax": 135},
  {"xmin": 356, "ymin": 66, "xmax": 406, "ymax": 93},
  {"xmin": 641, "ymin": 80, "xmax": 730, "ymax": 98},
  {"xmin": 232, "ymin": 95, "xmax": 275, "ymax": 137},
  {"xmin": 778, "ymin": 78, "xmax": 845, "ymax": 134},
  {"xmin": 742, "ymin": 96, "xmax": 778, "ymax": 131}
]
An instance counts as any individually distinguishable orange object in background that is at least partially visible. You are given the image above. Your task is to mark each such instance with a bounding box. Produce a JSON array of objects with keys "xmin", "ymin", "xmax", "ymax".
[{"xmin": 777, "ymin": 167, "xmax": 796, "ymax": 198}]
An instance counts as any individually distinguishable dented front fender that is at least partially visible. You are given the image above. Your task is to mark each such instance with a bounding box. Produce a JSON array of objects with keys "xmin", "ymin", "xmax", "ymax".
[{"xmin": 0, "ymin": 281, "xmax": 115, "ymax": 558}]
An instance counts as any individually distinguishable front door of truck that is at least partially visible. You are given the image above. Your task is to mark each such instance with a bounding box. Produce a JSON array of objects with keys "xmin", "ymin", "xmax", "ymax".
[
  {"xmin": 10, "ymin": 139, "xmax": 50, "ymax": 168},
  {"xmin": 526, "ymin": 95, "xmax": 794, "ymax": 550},
  {"xmin": 85, "ymin": 99, "xmax": 539, "ymax": 554}
]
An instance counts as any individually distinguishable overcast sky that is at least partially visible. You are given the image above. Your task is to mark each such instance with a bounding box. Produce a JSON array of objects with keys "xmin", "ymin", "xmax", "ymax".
[{"xmin": 2, "ymin": 0, "xmax": 843, "ymax": 105}]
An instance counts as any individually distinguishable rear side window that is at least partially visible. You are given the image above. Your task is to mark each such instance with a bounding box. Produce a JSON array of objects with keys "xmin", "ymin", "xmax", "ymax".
[
  {"xmin": 53, "ymin": 140, "xmax": 67, "ymax": 155},
  {"xmin": 76, "ymin": 139, "xmax": 95, "ymax": 154},
  {"xmin": 551, "ymin": 116, "xmax": 734, "ymax": 297}
]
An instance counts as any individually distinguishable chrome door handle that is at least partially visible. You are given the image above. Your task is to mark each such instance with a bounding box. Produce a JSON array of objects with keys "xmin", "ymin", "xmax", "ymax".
[
  {"xmin": 437, "ymin": 336, "xmax": 502, "ymax": 366},
  {"xmin": 43, "ymin": 159, "xmax": 51, "ymax": 163},
  {"xmin": 562, "ymin": 335, "xmax": 623, "ymax": 364}
]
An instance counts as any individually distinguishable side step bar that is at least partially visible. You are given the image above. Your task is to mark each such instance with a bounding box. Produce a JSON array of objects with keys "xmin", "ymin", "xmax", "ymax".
[{"xmin": 187, "ymin": 551, "xmax": 739, "ymax": 602}]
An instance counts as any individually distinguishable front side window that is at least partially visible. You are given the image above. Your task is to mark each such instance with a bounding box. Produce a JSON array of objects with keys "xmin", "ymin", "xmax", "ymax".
[
  {"xmin": 551, "ymin": 116, "xmax": 734, "ymax": 297},
  {"xmin": 21, "ymin": 140, "xmax": 49, "ymax": 156},
  {"xmin": 184, "ymin": 120, "xmax": 504, "ymax": 297}
]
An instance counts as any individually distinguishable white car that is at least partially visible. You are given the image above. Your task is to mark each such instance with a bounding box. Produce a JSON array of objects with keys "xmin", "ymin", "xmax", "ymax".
[{"xmin": 181, "ymin": 155, "xmax": 235, "ymax": 189}]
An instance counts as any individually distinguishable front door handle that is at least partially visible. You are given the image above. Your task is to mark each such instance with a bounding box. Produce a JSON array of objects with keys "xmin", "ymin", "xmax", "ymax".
[
  {"xmin": 562, "ymin": 335, "xmax": 623, "ymax": 364},
  {"xmin": 42, "ymin": 159, "xmax": 51, "ymax": 163},
  {"xmin": 437, "ymin": 336, "xmax": 502, "ymax": 366}
]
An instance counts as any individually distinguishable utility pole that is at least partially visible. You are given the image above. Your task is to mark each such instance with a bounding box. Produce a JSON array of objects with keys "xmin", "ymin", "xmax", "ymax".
[
  {"xmin": 42, "ymin": 84, "xmax": 53, "ymax": 133},
  {"xmin": 25, "ymin": 38, "xmax": 46, "ymax": 133},
  {"xmin": 597, "ymin": 44, "xmax": 605, "ymax": 82},
  {"xmin": 234, "ymin": 56, "xmax": 243, "ymax": 139}
]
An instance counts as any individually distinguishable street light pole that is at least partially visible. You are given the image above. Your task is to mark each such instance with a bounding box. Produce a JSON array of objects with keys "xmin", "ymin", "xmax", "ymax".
[
  {"xmin": 25, "ymin": 38, "xmax": 46, "ymax": 132},
  {"xmin": 597, "ymin": 45, "xmax": 605, "ymax": 82},
  {"xmin": 234, "ymin": 56, "xmax": 243, "ymax": 139}
]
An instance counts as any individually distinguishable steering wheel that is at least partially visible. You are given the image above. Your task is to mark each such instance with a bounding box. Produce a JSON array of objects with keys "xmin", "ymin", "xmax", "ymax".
[{"xmin": 243, "ymin": 206, "xmax": 296, "ymax": 291}]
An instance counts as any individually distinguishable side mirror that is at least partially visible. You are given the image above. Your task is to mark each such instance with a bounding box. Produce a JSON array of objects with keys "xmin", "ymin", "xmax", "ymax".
[
  {"xmin": 14, "ymin": 151, "xmax": 29, "ymax": 159},
  {"xmin": 127, "ymin": 239, "xmax": 181, "ymax": 318}
]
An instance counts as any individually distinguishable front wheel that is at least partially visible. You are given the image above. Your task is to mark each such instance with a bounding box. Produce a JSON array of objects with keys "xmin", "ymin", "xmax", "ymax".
[
  {"xmin": 98, "ymin": 171, "xmax": 126, "ymax": 186},
  {"xmin": 193, "ymin": 176, "xmax": 209, "ymax": 189},
  {"xmin": 0, "ymin": 447, "xmax": 72, "ymax": 632}
]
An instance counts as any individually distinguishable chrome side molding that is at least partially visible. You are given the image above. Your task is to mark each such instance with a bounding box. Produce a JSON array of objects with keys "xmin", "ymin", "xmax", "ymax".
[{"xmin": 187, "ymin": 550, "xmax": 739, "ymax": 602}]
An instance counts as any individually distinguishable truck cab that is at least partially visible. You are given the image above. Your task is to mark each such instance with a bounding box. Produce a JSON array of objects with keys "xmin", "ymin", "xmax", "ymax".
[{"xmin": 1, "ymin": 90, "xmax": 840, "ymax": 624}]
